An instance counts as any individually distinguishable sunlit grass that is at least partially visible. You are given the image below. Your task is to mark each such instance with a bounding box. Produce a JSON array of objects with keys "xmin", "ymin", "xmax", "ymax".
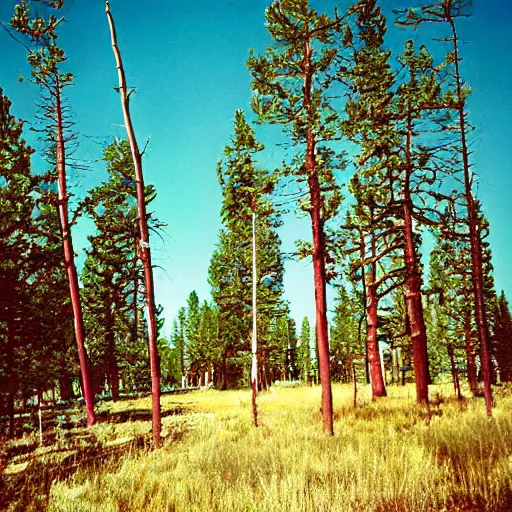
[{"xmin": 35, "ymin": 383, "xmax": 511, "ymax": 511}]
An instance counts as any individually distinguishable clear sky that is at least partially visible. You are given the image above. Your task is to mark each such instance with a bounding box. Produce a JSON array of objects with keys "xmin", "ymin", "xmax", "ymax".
[{"xmin": 1, "ymin": 0, "xmax": 511, "ymax": 337}]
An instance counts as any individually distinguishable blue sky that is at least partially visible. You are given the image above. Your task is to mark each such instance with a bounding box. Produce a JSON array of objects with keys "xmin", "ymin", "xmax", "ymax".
[{"xmin": 1, "ymin": 0, "xmax": 511, "ymax": 337}]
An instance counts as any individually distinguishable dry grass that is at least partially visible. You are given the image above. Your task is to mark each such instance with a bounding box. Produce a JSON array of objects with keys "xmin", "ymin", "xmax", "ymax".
[{"xmin": 5, "ymin": 383, "xmax": 512, "ymax": 511}]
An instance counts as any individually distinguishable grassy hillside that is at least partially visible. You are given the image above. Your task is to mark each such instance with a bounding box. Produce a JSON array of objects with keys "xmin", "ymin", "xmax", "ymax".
[{"xmin": 3, "ymin": 383, "xmax": 512, "ymax": 511}]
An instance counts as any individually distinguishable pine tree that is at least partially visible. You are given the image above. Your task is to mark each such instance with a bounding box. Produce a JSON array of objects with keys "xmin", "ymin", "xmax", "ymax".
[
  {"xmin": 342, "ymin": 2, "xmax": 451, "ymax": 404},
  {"xmin": 247, "ymin": 0, "xmax": 345, "ymax": 435},
  {"xmin": 184, "ymin": 291, "xmax": 201, "ymax": 386},
  {"xmin": 81, "ymin": 139, "xmax": 162, "ymax": 400},
  {"xmin": 210, "ymin": 110, "xmax": 284, "ymax": 422},
  {"xmin": 493, "ymin": 292, "xmax": 512, "ymax": 382},
  {"xmin": 330, "ymin": 285, "xmax": 362, "ymax": 383},
  {"xmin": 298, "ymin": 317, "xmax": 312, "ymax": 384},
  {"xmin": 0, "ymin": 87, "xmax": 36, "ymax": 435},
  {"xmin": 11, "ymin": 0, "xmax": 96, "ymax": 425},
  {"xmin": 394, "ymin": 0, "xmax": 494, "ymax": 417}
]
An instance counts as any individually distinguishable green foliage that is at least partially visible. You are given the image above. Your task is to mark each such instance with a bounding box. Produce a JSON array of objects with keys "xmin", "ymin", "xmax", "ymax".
[
  {"xmin": 209, "ymin": 110, "xmax": 286, "ymax": 388},
  {"xmin": 0, "ymin": 88, "xmax": 77, "ymax": 424},
  {"xmin": 493, "ymin": 291, "xmax": 512, "ymax": 382},
  {"xmin": 247, "ymin": 0, "xmax": 345, "ymax": 278},
  {"xmin": 297, "ymin": 317, "xmax": 313, "ymax": 383},
  {"xmin": 80, "ymin": 139, "xmax": 163, "ymax": 396},
  {"xmin": 330, "ymin": 285, "xmax": 362, "ymax": 382},
  {"xmin": 11, "ymin": 1, "xmax": 73, "ymax": 89}
]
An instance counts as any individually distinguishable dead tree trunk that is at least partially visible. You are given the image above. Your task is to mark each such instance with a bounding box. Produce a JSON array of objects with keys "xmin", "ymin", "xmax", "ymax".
[
  {"xmin": 251, "ymin": 209, "xmax": 259, "ymax": 427},
  {"xmin": 106, "ymin": 1, "xmax": 161, "ymax": 446}
]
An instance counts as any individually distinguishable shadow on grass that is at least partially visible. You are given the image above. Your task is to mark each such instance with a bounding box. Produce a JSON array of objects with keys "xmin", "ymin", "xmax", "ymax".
[
  {"xmin": 95, "ymin": 404, "xmax": 189, "ymax": 424},
  {"xmin": 0, "ymin": 404, "xmax": 192, "ymax": 512},
  {"xmin": 374, "ymin": 493, "xmax": 512, "ymax": 512},
  {"xmin": 0, "ymin": 434, "xmax": 151, "ymax": 512}
]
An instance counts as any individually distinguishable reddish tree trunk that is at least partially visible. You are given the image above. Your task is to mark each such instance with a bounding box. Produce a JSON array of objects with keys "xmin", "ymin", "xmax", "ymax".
[
  {"xmin": 309, "ymin": 170, "xmax": 333, "ymax": 435},
  {"xmin": 106, "ymin": 2, "xmax": 161, "ymax": 445},
  {"xmin": 55, "ymin": 79, "xmax": 96, "ymax": 426},
  {"xmin": 446, "ymin": 1, "xmax": 493, "ymax": 418},
  {"xmin": 304, "ymin": 34, "xmax": 333, "ymax": 436},
  {"xmin": 366, "ymin": 228, "xmax": 386, "ymax": 399},
  {"xmin": 366, "ymin": 281, "xmax": 387, "ymax": 399},
  {"xmin": 403, "ymin": 114, "xmax": 429, "ymax": 405}
]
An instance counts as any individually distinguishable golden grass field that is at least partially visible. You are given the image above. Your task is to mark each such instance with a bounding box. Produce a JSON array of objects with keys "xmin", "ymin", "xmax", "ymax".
[{"xmin": 4, "ymin": 383, "xmax": 512, "ymax": 511}]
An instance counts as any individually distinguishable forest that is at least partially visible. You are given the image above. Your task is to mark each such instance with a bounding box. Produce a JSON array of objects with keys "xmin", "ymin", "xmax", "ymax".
[{"xmin": 1, "ymin": 0, "xmax": 512, "ymax": 511}]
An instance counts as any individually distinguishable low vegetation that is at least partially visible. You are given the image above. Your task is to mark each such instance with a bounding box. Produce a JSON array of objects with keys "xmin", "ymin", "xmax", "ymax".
[{"xmin": 2, "ymin": 383, "xmax": 511, "ymax": 511}]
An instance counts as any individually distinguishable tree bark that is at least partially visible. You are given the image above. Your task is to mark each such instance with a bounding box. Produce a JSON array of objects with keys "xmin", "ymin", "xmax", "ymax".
[
  {"xmin": 309, "ymin": 170, "xmax": 333, "ymax": 434},
  {"xmin": 365, "ymin": 281, "xmax": 387, "ymax": 399},
  {"xmin": 106, "ymin": 1, "xmax": 161, "ymax": 446},
  {"xmin": 403, "ymin": 113, "xmax": 429, "ymax": 405},
  {"xmin": 55, "ymin": 78, "xmax": 96, "ymax": 426},
  {"xmin": 366, "ymin": 229, "xmax": 386, "ymax": 399}
]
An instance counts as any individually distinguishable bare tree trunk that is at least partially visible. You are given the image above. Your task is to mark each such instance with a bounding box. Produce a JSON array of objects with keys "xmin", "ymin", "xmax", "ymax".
[
  {"xmin": 55, "ymin": 79, "xmax": 96, "ymax": 426},
  {"xmin": 403, "ymin": 113, "xmax": 429, "ymax": 405},
  {"xmin": 106, "ymin": 1, "xmax": 161, "ymax": 446},
  {"xmin": 447, "ymin": 13, "xmax": 493, "ymax": 416},
  {"xmin": 366, "ymin": 281, "xmax": 387, "ymax": 399},
  {"xmin": 366, "ymin": 229, "xmax": 386, "ymax": 399},
  {"xmin": 309, "ymin": 169, "xmax": 333, "ymax": 434},
  {"xmin": 251, "ymin": 210, "xmax": 259, "ymax": 427}
]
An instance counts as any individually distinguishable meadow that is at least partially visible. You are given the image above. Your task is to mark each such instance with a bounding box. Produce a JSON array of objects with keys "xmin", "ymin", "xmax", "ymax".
[{"xmin": 2, "ymin": 383, "xmax": 512, "ymax": 511}]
